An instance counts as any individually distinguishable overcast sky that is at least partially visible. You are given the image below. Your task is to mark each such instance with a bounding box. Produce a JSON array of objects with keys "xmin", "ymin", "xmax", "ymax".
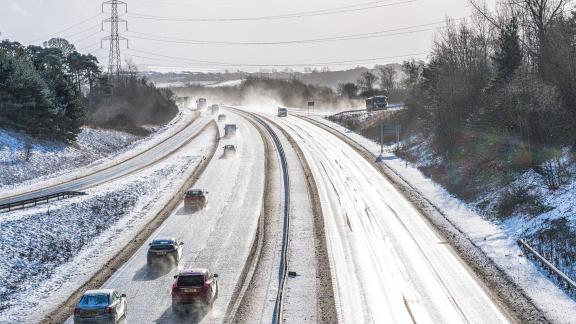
[{"xmin": 1, "ymin": 0, "xmax": 497, "ymax": 72}]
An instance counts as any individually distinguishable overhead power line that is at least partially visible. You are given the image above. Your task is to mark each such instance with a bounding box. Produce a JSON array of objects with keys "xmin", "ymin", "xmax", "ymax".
[
  {"xmin": 61, "ymin": 24, "xmax": 102, "ymax": 41},
  {"xmin": 132, "ymin": 0, "xmax": 265, "ymax": 6},
  {"xmin": 126, "ymin": 48, "xmax": 428, "ymax": 67},
  {"xmin": 127, "ymin": 0, "xmax": 418, "ymax": 22},
  {"xmin": 125, "ymin": 19, "xmax": 455, "ymax": 46},
  {"xmin": 27, "ymin": 13, "xmax": 103, "ymax": 44}
]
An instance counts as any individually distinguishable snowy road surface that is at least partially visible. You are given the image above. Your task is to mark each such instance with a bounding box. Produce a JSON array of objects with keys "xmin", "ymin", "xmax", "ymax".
[
  {"xmin": 272, "ymin": 114, "xmax": 511, "ymax": 323},
  {"xmin": 0, "ymin": 116, "xmax": 211, "ymax": 205},
  {"xmin": 64, "ymin": 111, "xmax": 265, "ymax": 323}
]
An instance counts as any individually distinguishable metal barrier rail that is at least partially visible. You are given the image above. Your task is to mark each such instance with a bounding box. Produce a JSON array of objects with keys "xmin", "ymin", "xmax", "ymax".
[
  {"xmin": 249, "ymin": 113, "xmax": 291, "ymax": 324},
  {"xmin": 331, "ymin": 108, "xmax": 366, "ymax": 117},
  {"xmin": 330, "ymin": 104, "xmax": 407, "ymax": 118},
  {"xmin": 517, "ymin": 239, "xmax": 576, "ymax": 292},
  {"xmin": 0, "ymin": 191, "xmax": 87, "ymax": 213}
]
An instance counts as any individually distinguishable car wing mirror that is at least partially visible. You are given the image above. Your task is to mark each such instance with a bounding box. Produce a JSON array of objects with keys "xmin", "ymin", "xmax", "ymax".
[
  {"xmin": 174, "ymin": 275, "xmax": 178, "ymax": 279},
  {"xmin": 180, "ymin": 242, "xmax": 184, "ymax": 245},
  {"xmin": 213, "ymin": 274, "xmax": 219, "ymax": 278},
  {"xmin": 121, "ymin": 293, "xmax": 126, "ymax": 298}
]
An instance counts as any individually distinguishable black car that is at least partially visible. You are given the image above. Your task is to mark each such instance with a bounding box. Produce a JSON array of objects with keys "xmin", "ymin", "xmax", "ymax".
[{"xmin": 147, "ymin": 238, "xmax": 183, "ymax": 267}]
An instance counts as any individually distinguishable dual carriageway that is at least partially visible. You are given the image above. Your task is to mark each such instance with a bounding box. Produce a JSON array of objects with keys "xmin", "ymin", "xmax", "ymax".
[{"xmin": 3, "ymin": 106, "xmax": 517, "ymax": 323}]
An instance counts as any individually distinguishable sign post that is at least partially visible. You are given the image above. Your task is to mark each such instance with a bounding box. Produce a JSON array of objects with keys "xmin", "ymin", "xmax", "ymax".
[{"xmin": 308, "ymin": 101, "xmax": 315, "ymax": 115}]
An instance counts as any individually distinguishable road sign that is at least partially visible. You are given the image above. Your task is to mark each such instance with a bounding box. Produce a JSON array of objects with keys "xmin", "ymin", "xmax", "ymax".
[
  {"xmin": 382, "ymin": 125, "xmax": 398, "ymax": 135},
  {"xmin": 307, "ymin": 101, "xmax": 315, "ymax": 114}
]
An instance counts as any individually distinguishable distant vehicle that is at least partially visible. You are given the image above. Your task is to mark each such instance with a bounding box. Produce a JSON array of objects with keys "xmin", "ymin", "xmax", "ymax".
[
  {"xmin": 73, "ymin": 289, "xmax": 127, "ymax": 324},
  {"xmin": 210, "ymin": 104, "xmax": 220, "ymax": 115},
  {"xmin": 224, "ymin": 124, "xmax": 237, "ymax": 137},
  {"xmin": 278, "ymin": 107, "xmax": 288, "ymax": 117},
  {"xmin": 172, "ymin": 269, "xmax": 218, "ymax": 313},
  {"xmin": 147, "ymin": 238, "xmax": 184, "ymax": 267},
  {"xmin": 223, "ymin": 144, "xmax": 236, "ymax": 155},
  {"xmin": 184, "ymin": 189, "xmax": 208, "ymax": 211},
  {"xmin": 196, "ymin": 98, "xmax": 207, "ymax": 110},
  {"xmin": 217, "ymin": 114, "xmax": 226, "ymax": 122},
  {"xmin": 366, "ymin": 96, "xmax": 388, "ymax": 111}
]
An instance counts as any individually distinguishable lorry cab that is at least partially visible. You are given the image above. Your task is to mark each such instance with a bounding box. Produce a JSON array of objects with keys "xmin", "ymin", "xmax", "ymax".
[
  {"xmin": 196, "ymin": 98, "xmax": 207, "ymax": 110},
  {"xmin": 366, "ymin": 96, "xmax": 388, "ymax": 111}
]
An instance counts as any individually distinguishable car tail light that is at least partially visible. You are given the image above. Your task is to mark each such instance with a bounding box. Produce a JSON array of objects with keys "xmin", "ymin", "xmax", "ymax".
[
  {"xmin": 104, "ymin": 307, "xmax": 112, "ymax": 313},
  {"xmin": 172, "ymin": 282, "xmax": 179, "ymax": 293},
  {"xmin": 74, "ymin": 308, "xmax": 81, "ymax": 315}
]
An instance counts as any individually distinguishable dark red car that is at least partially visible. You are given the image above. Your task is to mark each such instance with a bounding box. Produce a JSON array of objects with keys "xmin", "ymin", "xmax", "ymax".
[
  {"xmin": 184, "ymin": 189, "xmax": 208, "ymax": 211},
  {"xmin": 172, "ymin": 269, "xmax": 218, "ymax": 313}
]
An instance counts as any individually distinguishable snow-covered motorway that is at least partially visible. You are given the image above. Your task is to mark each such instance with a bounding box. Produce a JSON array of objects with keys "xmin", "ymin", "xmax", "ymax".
[
  {"xmin": 0, "ymin": 114, "xmax": 212, "ymax": 206},
  {"xmin": 270, "ymin": 113, "xmax": 512, "ymax": 323},
  {"xmin": 64, "ymin": 111, "xmax": 265, "ymax": 323},
  {"xmin": 51, "ymin": 106, "xmax": 515, "ymax": 324}
]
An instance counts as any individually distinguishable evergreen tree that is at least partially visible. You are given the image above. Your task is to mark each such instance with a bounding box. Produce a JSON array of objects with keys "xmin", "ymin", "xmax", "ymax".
[{"xmin": 493, "ymin": 17, "xmax": 522, "ymax": 82}]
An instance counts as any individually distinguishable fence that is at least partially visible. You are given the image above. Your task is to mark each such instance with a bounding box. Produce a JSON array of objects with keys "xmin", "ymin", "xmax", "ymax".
[
  {"xmin": 0, "ymin": 191, "xmax": 87, "ymax": 213},
  {"xmin": 517, "ymin": 239, "xmax": 576, "ymax": 294}
]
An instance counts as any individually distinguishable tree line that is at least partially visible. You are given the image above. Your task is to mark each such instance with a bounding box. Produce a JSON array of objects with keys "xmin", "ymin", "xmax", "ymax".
[
  {"xmin": 0, "ymin": 37, "xmax": 178, "ymax": 142},
  {"xmin": 399, "ymin": 0, "xmax": 575, "ymax": 179}
]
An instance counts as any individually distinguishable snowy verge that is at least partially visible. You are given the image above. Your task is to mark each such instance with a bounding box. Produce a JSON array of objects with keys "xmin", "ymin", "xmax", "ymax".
[
  {"xmin": 305, "ymin": 114, "xmax": 576, "ymax": 324},
  {"xmin": 0, "ymin": 125, "xmax": 215, "ymax": 323},
  {"xmin": 0, "ymin": 108, "xmax": 194, "ymax": 197}
]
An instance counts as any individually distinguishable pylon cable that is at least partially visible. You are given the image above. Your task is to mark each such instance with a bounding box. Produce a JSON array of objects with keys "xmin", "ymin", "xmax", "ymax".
[{"xmin": 128, "ymin": 0, "xmax": 418, "ymax": 22}]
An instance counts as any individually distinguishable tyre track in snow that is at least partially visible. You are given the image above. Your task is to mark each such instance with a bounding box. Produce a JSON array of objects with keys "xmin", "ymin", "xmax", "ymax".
[
  {"xmin": 298, "ymin": 115, "xmax": 548, "ymax": 323},
  {"xmin": 276, "ymin": 115, "xmax": 512, "ymax": 323},
  {"xmin": 43, "ymin": 121, "xmax": 220, "ymax": 324}
]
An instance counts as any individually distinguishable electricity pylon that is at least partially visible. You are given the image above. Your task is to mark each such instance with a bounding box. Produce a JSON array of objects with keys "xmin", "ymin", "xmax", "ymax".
[{"xmin": 102, "ymin": 0, "xmax": 128, "ymax": 77}]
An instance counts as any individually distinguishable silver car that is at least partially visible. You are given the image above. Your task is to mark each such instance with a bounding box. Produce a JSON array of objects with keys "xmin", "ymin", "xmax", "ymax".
[{"xmin": 74, "ymin": 289, "xmax": 127, "ymax": 323}]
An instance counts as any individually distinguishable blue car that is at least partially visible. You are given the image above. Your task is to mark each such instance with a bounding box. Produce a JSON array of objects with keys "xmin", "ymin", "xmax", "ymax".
[{"xmin": 74, "ymin": 289, "xmax": 127, "ymax": 323}]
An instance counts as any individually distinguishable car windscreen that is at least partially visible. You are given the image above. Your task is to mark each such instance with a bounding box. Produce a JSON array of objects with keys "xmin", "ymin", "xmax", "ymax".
[
  {"xmin": 186, "ymin": 191, "xmax": 203, "ymax": 197},
  {"xmin": 149, "ymin": 244, "xmax": 175, "ymax": 251},
  {"xmin": 177, "ymin": 275, "xmax": 204, "ymax": 287},
  {"xmin": 79, "ymin": 294, "xmax": 109, "ymax": 307},
  {"xmin": 375, "ymin": 97, "xmax": 387, "ymax": 103}
]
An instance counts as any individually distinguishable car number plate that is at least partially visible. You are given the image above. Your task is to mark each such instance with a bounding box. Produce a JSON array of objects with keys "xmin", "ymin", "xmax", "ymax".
[
  {"xmin": 182, "ymin": 288, "xmax": 199, "ymax": 293},
  {"xmin": 83, "ymin": 310, "xmax": 98, "ymax": 317}
]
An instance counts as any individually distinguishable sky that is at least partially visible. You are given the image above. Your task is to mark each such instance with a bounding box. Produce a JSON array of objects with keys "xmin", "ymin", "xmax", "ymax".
[{"xmin": 0, "ymin": 0, "xmax": 497, "ymax": 72}]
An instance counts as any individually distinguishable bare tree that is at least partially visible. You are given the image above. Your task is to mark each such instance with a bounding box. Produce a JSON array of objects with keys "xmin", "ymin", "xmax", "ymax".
[
  {"xmin": 377, "ymin": 66, "xmax": 397, "ymax": 94},
  {"xmin": 356, "ymin": 71, "xmax": 378, "ymax": 94}
]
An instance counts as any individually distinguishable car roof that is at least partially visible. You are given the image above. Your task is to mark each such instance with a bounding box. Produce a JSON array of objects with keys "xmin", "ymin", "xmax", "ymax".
[
  {"xmin": 151, "ymin": 238, "xmax": 176, "ymax": 244},
  {"xmin": 178, "ymin": 268, "xmax": 208, "ymax": 276},
  {"xmin": 84, "ymin": 289, "xmax": 114, "ymax": 296}
]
